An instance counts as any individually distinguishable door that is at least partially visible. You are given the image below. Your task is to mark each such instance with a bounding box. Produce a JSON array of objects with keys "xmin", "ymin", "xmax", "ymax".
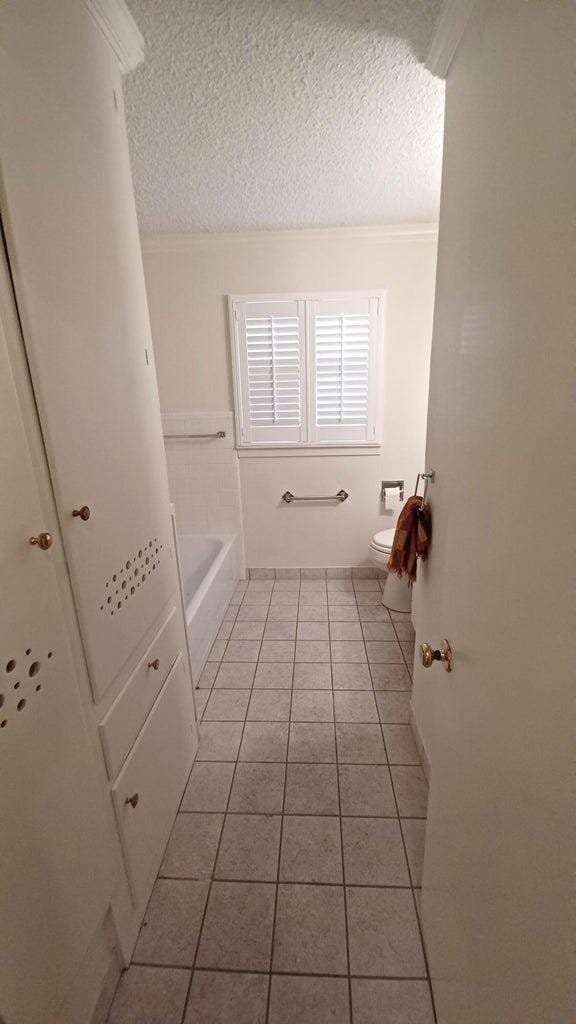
[
  {"xmin": 411, "ymin": 4, "xmax": 575, "ymax": 1022},
  {"xmin": 0, "ymin": 0, "xmax": 175, "ymax": 700},
  {"xmin": 0, "ymin": 247, "xmax": 114, "ymax": 1022}
]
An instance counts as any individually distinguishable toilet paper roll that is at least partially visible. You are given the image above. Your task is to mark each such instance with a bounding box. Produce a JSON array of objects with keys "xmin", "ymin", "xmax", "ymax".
[{"xmin": 383, "ymin": 488, "xmax": 401, "ymax": 513}]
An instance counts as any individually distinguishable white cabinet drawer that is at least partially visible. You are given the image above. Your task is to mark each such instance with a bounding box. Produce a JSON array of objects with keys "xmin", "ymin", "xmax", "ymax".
[
  {"xmin": 99, "ymin": 606, "xmax": 180, "ymax": 778},
  {"xmin": 111, "ymin": 653, "xmax": 195, "ymax": 906}
]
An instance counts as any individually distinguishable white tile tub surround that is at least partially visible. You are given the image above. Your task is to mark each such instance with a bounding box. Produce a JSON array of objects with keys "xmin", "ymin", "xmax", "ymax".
[
  {"xmin": 162, "ymin": 411, "xmax": 244, "ymax": 551},
  {"xmin": 163, "ymin": 411, "xmax": 246, "ymax": 682}
]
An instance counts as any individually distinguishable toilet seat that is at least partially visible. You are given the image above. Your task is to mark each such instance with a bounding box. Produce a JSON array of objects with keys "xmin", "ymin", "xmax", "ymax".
[{"xmin": 370, "ymin": 527, "xmax": 396, "ymax": 553}]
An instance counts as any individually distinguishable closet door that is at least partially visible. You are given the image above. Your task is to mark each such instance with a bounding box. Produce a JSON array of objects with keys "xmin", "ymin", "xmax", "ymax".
[
  {"xmin": 0, "ymin": 0, "xmax": 174, "ymax": 699},
  {"xmin": 0, "ymin": 250, "xmax": 113, "ymax": 1024}
]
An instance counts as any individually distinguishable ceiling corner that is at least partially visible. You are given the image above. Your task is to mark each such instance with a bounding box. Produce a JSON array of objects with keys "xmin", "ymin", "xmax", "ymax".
[
  {"xmin": 425, "ymin": 0, "xmax": 479, "ymax": 78},
  {"xmin": 83, "ymin": 0, "xmax": 145, "ymax": 74}
]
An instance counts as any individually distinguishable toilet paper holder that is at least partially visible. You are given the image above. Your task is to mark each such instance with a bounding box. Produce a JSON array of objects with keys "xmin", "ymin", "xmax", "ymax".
[{"xmin": 381, "ymin": 480, "xmax": 404, "ymax": 507}]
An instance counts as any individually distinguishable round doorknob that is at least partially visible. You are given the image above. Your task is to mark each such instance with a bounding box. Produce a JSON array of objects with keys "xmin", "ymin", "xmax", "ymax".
[
  {"xmin": 419, "ymin": 639, "xmax": 453, "ymax": 672},
  {"xmin": 125, "ymin": 793, "xmax": 139, "ymax": 808},
  {"xmin": 29, "ymin": 532, "xmax": 53, "ymax": 550},
  {"xmin": 73, "ymin": 505, "xmax": 91, "ymax": 521},
  {"xmin": 147, "ymin": 658, "xmax": 160, "ymax": 671}
]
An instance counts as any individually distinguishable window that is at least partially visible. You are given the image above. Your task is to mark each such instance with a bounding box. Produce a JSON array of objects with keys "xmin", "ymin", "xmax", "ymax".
[{"xmin": 229, "ymin": 292, "xmax": 383, "ymax": 448}]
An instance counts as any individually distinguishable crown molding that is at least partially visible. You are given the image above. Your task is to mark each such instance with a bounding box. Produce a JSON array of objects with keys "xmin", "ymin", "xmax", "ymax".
[
  {"xmin": 141, "ymin": 223, "xmax": 439, "ymax": 253},
  {"xmin": 83, "ymin": 0, "xmax": 145, "ymax": 74},
  {"xmin": 425, "ymin": 0, "xmax": 479, "ymax": 78}
]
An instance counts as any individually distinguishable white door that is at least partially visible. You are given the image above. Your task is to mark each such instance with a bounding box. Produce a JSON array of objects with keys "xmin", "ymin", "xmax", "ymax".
[
  {"xmin": 0, "ymin": 249, "xmax": 114, "ymax": 1023},
  {"xmin": 411, "ymin": 4, "xmax": 576, "ymax": 1023}
]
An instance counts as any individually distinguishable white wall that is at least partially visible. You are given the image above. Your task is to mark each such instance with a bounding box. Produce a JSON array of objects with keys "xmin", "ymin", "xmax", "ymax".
[{"xmin": 142, "ymin": 226, "xmax": 437, "ymax": 566}]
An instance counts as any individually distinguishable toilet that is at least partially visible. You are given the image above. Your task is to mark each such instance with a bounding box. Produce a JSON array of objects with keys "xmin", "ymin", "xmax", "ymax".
[{"xmin": 370, "ymin": 527, "xmax": 413, "ymax": 614}]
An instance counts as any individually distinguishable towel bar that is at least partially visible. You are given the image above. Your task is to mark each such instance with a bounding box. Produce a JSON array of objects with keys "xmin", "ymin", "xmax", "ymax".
[
  {"xmin": 414, "ymin": 471, "xmax": 435, "ymax": 507},
  {"xmin": 282, "ymin": 490, "xmax": 349, "ymax": 503},
  {"xmin": 163, "ymin": 431, "xmax": 226, "ymax": 440}
]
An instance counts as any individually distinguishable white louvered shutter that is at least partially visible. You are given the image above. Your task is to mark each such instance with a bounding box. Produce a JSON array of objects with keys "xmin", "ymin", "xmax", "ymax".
[
  {"xmin": 234, "ymin": 299, "xmax": 307, "ymax": 443},
  {"xmin": 308, "ymin": 296, "xmax": 380, "ymax": 443}
]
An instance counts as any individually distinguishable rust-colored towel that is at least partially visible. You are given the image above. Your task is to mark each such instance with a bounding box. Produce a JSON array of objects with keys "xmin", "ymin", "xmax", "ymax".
[{"xmin": 386, "ymin": 495, "xmax": 431, "ymax": 585}]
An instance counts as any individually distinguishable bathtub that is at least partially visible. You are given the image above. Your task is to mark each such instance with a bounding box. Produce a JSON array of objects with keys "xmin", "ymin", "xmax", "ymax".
[{"xmin": 177, "ymin": 534, "xmax": 239, "ymax": 683}]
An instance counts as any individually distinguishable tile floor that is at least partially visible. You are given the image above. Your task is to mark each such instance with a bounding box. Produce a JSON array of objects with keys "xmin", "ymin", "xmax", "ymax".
[{"xmin": 108, "ymin": 572, "xmax": 433, "ymax": 1024}]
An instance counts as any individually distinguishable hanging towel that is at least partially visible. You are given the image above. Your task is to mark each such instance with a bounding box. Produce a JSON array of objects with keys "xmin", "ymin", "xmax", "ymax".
[{"xmin": 386, "ymin": 495, "xmax": 431, "ymax": 585}]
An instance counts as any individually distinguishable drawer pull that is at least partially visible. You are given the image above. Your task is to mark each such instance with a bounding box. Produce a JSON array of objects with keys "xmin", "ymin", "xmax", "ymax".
[
  {"xmin": 29, "ymin": 532, "xmax": 53, "ymax": 550},
  {"xmin": 125, "ymin": 793, "xmax": 139, "ymax": 808},
  {"xmin": 72, "ymin": 505, "xmax": 91, "ymax": 521},
  {"xmin": 147, "ymin": 658, "xmax": 160, "ymax": 671}
]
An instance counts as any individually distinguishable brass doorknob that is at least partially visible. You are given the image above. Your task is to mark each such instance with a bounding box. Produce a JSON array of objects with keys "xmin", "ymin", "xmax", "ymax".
[
  {"xmin": 29, "ymin": 532, "xmax": 53, "ymax": 550},
  {"xmin": 125, "ymin": 793, "xmax": 139, "ymax": 808},
  {"xmin": 147, "ymin": 658, "xmax": 160, "ymax": 671},
  {"xmin": 73, "ymin": 506, "xmax": 91, "ymax": 521},
  {"xmin": 419, "ymin": 639, "xmax": 453, "ymax": 672}
]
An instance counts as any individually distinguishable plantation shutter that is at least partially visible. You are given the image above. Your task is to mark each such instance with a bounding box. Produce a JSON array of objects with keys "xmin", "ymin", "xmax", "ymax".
[
  {"xmin": 308, "ymin": 296, "xmax": 380, "ymax": 442},
  {"xmin": 233, "ymin": 299, "xmax": 306, "ymax": 443}
]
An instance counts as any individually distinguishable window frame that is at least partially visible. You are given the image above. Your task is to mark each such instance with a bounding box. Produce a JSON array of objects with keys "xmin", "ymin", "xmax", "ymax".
[{"xmin": 229, "ymin": 291, "xmax": 385, "ymax": 451}]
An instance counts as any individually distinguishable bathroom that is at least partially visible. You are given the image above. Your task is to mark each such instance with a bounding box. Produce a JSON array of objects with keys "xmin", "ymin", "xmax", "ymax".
[
  {"xmin": 150, "ymin": 226, "xmax": 436, "ymax": 678},
  {"xmin": 0, "ymin": 3, "xmax": 573, "ymax": 1024}
]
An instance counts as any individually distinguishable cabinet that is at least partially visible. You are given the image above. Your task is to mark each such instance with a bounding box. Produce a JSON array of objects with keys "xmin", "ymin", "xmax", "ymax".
[
  {"xmin": 1, "ymin": 0, "xmax": 174, "ymax": 701},
  {"xmin": 0, "ymin": 2, "xmax": 198, "ymax": 1020}
]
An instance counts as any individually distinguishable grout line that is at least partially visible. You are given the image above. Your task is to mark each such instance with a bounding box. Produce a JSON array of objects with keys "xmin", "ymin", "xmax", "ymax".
[
  {"xmin": 385, "ymin": 717, "xmax": 436, "ymax": 1023},
  {"xmin": 158, "ymin": 873, "xmax": 415, "ymax": 889},
  {"xmin": 264, "ymin": 579, "xmax": 298, "ymax": 1023},
  {"xmin": 174, "ymin": 810, "xmax": 425, "ymax": 820},
  {"xmin": 132, "ymin": 961, "xmax": 429, "ymax": 981},
  {"xmin": 179, "ymin": 631, "xmax": 257, "ymax": 1024},
  {"xmin": 332, "ymin": 676, "xmax": 354, "ymax": 1024}
]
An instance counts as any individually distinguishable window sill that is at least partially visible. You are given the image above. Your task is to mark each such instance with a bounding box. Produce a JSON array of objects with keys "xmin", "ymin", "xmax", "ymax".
[{"xmin": 236, "ymin": 444, "xmax": 381, "ymax": 459}]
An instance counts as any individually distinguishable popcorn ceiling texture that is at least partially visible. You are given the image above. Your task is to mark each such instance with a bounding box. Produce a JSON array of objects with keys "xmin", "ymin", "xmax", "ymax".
[{"xmin": 124, "ymin": 0, "xmax": 445, "ymax": 232}]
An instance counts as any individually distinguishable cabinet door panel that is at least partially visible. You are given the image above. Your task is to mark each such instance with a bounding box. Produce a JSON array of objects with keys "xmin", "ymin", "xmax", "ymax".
[
  {"xmin": 0, "ymin": 248, "xmax": 113, "ymax": 1024},
  {"xmin": 0, "ymin": 0, "xmax": 175, "ymax": 699}
]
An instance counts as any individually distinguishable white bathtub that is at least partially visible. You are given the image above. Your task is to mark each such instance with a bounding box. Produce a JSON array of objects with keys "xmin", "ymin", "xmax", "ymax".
[{"xmin": 178, "ymin": 534, "xmax": 238, "ymax": 683}]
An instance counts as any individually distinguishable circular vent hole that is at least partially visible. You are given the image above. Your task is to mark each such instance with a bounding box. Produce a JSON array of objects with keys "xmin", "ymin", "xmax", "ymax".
[
  {"xmin": 29, "ymin": 662, "xmax": 41, "ymax": 677},
  {"xmin": 0, "ymin": 694, "xmax": 4, "ymax": 707},
  {"xmin": 47, "ymin": 651, "xmax": 53, "ymax": 659},
  {"xmin": 26, "ymin": 648, "xmax": 32, "ymax": 656},
  {"xmin": 36, "ymin": 684, "xmax": 41, "ymax": 692},
  {"xmin": 6, "ymin": 660, "xmax": 16, "ymax": 673},
  {"xmin": 17, "ymin": 699, "xmax": 26, "ymax": 711},
  {"xmin": 1, "ymin": 720, "xmax": 7, "ymax": 729}
]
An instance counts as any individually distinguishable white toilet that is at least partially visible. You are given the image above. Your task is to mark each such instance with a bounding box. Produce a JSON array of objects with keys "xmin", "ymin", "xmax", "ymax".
[{"xmin": 370, "ymin": 527, "xmax": 413, "ymax": 614}]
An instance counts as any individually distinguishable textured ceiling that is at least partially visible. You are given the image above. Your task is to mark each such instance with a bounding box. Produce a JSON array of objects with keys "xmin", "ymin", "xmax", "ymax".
[{"xmin": 124, "ymin": 0, "xmax": 445, "ymax": 232}]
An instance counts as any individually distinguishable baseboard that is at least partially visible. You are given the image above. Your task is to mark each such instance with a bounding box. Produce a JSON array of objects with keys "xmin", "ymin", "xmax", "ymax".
[
  {"xmin": 247, "ymin": 566, "xmax": 387, "ymax": 579},
  {"xmin": 410, "ymin": 707, "xmax": 431, "ymax": 783}
]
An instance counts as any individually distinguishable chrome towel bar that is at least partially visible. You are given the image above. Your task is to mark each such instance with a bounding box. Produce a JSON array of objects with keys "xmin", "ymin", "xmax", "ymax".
[
  {"xmin": 163, "ymin": 431, "xmax": 226, "ymax": 440},
  {"xmin": 415, "ymin": 470, "xmax": 435, "ymax": 507},
  {"xmin": 282, "ymin": 489, "xmax": 349, "ymax": 503}
]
